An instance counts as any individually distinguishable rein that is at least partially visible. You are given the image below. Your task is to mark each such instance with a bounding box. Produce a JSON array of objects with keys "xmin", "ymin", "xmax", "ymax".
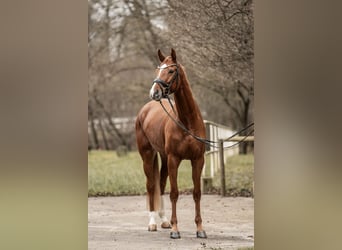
[
  {"xmin": 153, "ymin": 62, "xmax": 254, "ymax": 149},
  {"xmin": 159, "ymin": 99, "xmax": 254, "ymax": 149}
]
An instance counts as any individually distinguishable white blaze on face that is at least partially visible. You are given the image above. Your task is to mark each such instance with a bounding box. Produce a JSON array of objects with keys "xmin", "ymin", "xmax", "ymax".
[
  {"xmin": 150, "ymin": 64, "xmax": 167, "ymax": 100},
  {"xmin": 158, "ymin": 64, "xmax": 167, "ymax": 77},
  {"xmin": 149, "ymin": 83, "xmax": 158, "ymax": 99}
]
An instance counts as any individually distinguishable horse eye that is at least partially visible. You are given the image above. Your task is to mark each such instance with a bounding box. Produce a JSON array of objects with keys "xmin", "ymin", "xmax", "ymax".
[{"xmin": 168, "ymin": 69, "xmax": 174, "ymax": 74}]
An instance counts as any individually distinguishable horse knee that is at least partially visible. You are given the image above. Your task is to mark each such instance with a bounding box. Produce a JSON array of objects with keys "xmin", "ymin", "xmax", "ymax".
[{"xmin": 169, "ymin": 189, "xmax": 179, "ymax": 202}]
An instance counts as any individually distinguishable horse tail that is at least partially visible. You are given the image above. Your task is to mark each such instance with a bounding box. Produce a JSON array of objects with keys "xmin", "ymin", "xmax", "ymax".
[
  {"xmin": 144, "ymin": 153, "xmax": 161, "ymax": 211},
  {"xmin": 152, "ymin": 153, "xmax": 161, "ymax": 211}
]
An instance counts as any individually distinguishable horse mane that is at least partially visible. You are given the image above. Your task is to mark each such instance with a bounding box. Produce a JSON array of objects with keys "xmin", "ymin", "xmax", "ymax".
[{"xmin": 175, "ymin": 63, "xmax": 203, "ymax": 121}]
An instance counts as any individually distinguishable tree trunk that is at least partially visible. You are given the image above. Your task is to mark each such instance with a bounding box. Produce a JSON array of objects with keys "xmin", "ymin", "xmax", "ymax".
[
  {"xmin": 99, "ymin": 119, "xmax": 110, "ymax": 150},
  {"xmin": 239, "ymin": 99, "xmax": 249, "ymax": 154},
  {"xmin": 90, "ymin": 117, "xmax": 99, "ymax": 150},
  {"xmin": 89, "ymin": 103, "xmax": 100, "ymax": 149},
  {"xmin": 239, "ymin": 99, "xmax": 255, "ymax": 154},
  {"xmin": 92, "ymin": 91, "xmax": 129, "ymax": 149}
]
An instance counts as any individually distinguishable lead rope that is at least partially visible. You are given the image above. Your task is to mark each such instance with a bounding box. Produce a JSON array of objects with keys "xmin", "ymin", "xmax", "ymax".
[{"xmin": 159, "ymin": 100, "xmax": 254, "ymax": 149}]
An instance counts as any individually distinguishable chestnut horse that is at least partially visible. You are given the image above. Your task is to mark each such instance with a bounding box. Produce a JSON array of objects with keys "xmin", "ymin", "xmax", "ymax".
[{"xmin": 135, "ymin": 48, "xmax": 207, "ymax": 239}]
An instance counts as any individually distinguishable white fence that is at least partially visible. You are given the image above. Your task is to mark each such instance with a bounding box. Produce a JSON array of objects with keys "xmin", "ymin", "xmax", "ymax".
[{"xmin": 202, "ymin": 120, "xmax": 239, "ymax": 178}]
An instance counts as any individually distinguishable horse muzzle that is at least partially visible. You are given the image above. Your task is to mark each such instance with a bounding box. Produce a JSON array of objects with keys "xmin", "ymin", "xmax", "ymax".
[{"xmin": 150, "ymin": 82, "xmax": 163, "ymax": 101}]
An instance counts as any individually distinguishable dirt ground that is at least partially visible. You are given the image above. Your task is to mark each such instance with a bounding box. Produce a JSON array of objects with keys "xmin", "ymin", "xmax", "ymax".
[{"xmin": 88, "ymin": 195, "xmax": 254, "ymax": 250}]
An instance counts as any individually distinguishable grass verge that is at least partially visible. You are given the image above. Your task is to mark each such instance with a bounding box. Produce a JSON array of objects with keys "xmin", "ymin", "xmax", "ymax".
[
  {"xmin": 88, "ymin": 150, "xmax": 253, "ymax": 196},
  {"xmin": 213, "ymin": 154, "xmax": 254, "ymax": 196}
]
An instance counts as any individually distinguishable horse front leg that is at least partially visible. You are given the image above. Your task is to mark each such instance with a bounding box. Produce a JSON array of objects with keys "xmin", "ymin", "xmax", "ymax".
[
  {"xmin": 191, "ymin": 157, "xmax": 207, "ymax": 238},
  {"xmin": 168, "ymin": 155, "xmax": 181, "ymax": 239}
]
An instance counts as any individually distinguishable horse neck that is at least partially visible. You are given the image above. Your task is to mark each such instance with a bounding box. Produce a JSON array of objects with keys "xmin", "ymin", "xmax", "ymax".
[{"xmin": 174, "ymin": 68, "xmax": 203, "ymax": 128}]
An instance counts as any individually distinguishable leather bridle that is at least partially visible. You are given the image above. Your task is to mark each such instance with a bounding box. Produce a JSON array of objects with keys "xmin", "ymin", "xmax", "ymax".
[{"xmin": 152, "ymin": 63, "xmax": 179, "ymax": 98}]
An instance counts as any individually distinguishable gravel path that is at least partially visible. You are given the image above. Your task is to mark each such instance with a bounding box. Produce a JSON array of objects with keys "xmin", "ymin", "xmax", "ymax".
[{"xmin": 88, "ymin": 195, "xmax": 254, "ymax": 250}]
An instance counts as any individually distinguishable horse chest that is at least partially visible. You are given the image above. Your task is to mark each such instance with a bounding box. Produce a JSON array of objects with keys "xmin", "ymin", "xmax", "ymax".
[{"xmin": 166, "ymin": 134, "xmax": 204, "ymax": 159}]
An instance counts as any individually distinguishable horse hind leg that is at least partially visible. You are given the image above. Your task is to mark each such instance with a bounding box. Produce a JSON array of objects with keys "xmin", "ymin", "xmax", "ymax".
[
  {"xmin": 143, "ymin": 152, "xmax": 161, "ymax": 231},
  {"xmin": 168, "ymin": 155, "xmax": 181, "ymax": 239},
  {"xmin": 159, "ymin": 156, "xmax": 171, "ymax": 229},
  {"xmin": 136, "ymin": 120, "xmax": 161, "ymax": 231}
]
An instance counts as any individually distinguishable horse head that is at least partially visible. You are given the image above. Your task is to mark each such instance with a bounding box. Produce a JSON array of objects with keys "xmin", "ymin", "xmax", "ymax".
[{"xmin": 150, "ymin": 48, "xmax": 179, "ymax": 101}]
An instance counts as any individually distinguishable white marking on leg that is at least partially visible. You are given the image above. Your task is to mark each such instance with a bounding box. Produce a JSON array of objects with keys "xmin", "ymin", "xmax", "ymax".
[
  {"xmin": 149, "ymin": 211, "xmax": 158, "ymax": 225},
  {"xmin": 158, "ymin": 64, "xmax": 167, "ymax": 77},
  {"xmin": 158, "ymin": 196, "xmax": 169, "ymax": 223}
]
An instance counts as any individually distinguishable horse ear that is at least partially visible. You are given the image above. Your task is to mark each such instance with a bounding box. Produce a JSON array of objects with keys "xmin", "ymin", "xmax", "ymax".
[
  {"xmin": 171, "ymin": 48, "xmax": 177, "ymax": 62},
  {"xmin": 158, "ymin": 49, "xmax": 165, "ymax": 62}
]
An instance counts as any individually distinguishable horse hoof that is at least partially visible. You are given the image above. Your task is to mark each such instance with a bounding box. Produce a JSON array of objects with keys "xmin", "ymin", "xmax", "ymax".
[
  {"xmin": 148, "ymin": 224, "xmax": 157, "ymax": 231},
  {"xmin": 196, "ymin": 231, "xmax": 207, "ymax": 238},
  {"xmin": 170, "ymin": 231, "xmax": 181, "ymax": 239},
  {"xmin": 161, "ymin": 222, "xmax": 171, "ymax": 229}
]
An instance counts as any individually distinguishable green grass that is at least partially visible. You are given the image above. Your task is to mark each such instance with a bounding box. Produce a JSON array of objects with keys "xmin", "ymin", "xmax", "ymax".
[
  {"xmin": 88, "ymin": 150, "xmax": 194, "ymax": 196},
  {"xmin": 88, "ymin": 151, "xmax": 145, "ymax": 196},
  {"xmin": 213, "ymin": 154, "xmax": 254, "ymax": 196},
  {"xmin": 88, "ymin": 150, "xmax": 254, "ymax": 196}
]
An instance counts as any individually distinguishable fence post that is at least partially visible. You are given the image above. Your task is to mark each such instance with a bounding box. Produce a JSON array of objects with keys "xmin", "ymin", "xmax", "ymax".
[{"xmin": 219, "ymin": 139, "xmax": 226, "ymax": 197}]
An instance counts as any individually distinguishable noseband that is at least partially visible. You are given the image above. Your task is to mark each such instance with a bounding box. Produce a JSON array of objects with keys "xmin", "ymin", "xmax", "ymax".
[{"xmin": 152, "ymin": 63, "xmax": 179, "ymax": 97}]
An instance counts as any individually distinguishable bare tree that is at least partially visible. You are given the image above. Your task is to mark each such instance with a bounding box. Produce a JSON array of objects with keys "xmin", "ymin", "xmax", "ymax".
[
  {"xmin": 88, "ymin": 0, "xmax": 168, "ymax": 150},
  {"xmin": 165, "ymin": 0, "xmax": 254, "ymax": 153},
  {"xmin": 88, "ymin": 0, "xmax": 254, "ymax": 152}
]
